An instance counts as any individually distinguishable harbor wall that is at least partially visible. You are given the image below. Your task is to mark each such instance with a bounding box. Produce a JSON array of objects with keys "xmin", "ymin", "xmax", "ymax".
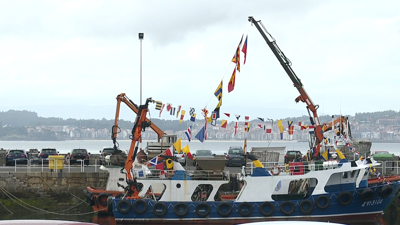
[{"xmin": 0, "ymin": 172, "xmax": 108, "ymax": 198}]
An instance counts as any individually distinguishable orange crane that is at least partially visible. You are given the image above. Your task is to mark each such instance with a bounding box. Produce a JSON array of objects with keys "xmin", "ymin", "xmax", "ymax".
[
  {"xmin": 249, "ymin": 16, "xmax": 323, "ymax": 156},
  {"xmin": 111, "ymin": 93, "xmax": 165, "ymax": 149},
  {"xmin": 115, "ymin": 96, "xmax": 154, "ymax": 199}
]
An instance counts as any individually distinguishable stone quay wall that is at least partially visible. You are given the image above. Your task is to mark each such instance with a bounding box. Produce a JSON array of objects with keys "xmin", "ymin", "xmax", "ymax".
[{"xmin": 0, "ymin": 172, "xmax": 109, "ymax": 198}]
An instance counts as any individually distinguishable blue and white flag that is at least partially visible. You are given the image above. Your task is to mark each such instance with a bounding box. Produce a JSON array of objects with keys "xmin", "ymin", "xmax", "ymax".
[{"xmin": 185, "ymin": 126, "xmax": 192, "ymax": 142}]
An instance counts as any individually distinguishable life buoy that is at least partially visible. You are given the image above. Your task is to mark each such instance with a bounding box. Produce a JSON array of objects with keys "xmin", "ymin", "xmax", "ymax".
[
  {"xmin": 217, "ymin": 202, "xmax": 233, "ymax": 217},
  {"xmin": 360, "ymin": 188, "xmax": 374, "ymax": 201},
  {"xmin": 270, "ymin": 165, "xmax": 281, "ymax": 176},
  {"xmin": 153, "ymin": 202, "xmax": 168, "ymax": 217},
  {"xmin": 238, "ymin": 202, "xmax": 253, "ymax": 216},
  {"xmin": 97, "ymin": 193, "xmax": 112, "ymax": 206},
  {"xmin": 259, "ymin": 202, "xmax": 275, "ymax": 216},
  {"xmin": 284, "ymin": 164, "xmax": 290, "ymax": 173},
  {"xmin": 299, "ymin": 200, "xmax": 314, "ymax": 215},
  {"xmin": 337, "ymin": 191, "xmax": 353, "ymax": 206},
  {"xmin": 116, "ymin": 199, "xmax": 131, "ymax": 214},
  {"xmin": 107, "ymin": 196, "xmax": 113, "ymax": 213},
  {"xmin": 132, "ymin": 199, "xmax": 148, "ymax": 214},
  {"xmin": 195, "ymin": 203, "xmax": 211, "ymax": 217},
  {"xmin": 279, "ymin": 201, "xmax": 295, "ymax": 215},
  {"xmin": 315, "ymin": 195, "xmax": 330, "ymax": 209},
  {"xmin": 379, "ymin": 185, "xmax": 393, "ymax": 198},
  {"xmin": 173, "ymin": 203, "xmax": 189, "ymax": 217}
]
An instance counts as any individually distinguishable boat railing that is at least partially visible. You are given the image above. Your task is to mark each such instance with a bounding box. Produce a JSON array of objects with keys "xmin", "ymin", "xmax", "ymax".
[
  {"xmin": 134, "ymin": 168, "xmax": 230, "ymax": 181},
  {"xmin": 245, "ymin": 160, "xmax": 400, "ymax": 176}
]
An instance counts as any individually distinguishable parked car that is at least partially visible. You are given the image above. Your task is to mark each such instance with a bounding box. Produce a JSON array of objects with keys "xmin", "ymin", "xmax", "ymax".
[
  {"xmin": 27, "ymin": 149, "xmax": 40, "ymax": 163},
  {"xmin": 39, "ymin": 148, "xmax": 58, "ymax": 164},
  {"xmin": 193, "ymin": 149, "xmax": 214, "ymax": 166},
  {"xmin": 70, "ymin": 148, "xmax": 90, "ymax": 166},
  {"xmin": 284, "ymin": 150, "xmax": 303, "ymax": 164},
  {"xmin": 99, "ymin": 147, "xmax": 115, "ymax": 165},
  {"xmin": 371, "ymin": 150, "xmax": 394, "ymax": 160},
  {"xmin": 225, "ymin": 146, "xmax": 246, "ymax": 167},
  {"xmin": 174, "ymin": 150, "xmax": 186, "ymax": 166},
  {"xmin": 6, "ymin": 149, "xmax": 28, "ymax": 166}
]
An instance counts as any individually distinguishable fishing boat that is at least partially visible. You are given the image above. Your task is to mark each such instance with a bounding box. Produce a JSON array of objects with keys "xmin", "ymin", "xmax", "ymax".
[{"xmin": 108, "ymin": 155, "xmax": 399, "ymax": 225}]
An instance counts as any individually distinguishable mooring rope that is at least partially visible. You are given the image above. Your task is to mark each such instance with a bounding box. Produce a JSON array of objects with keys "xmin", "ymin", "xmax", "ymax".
[{"xmin": 0, "ymin": 186, "xmax": 103, "ymax": 216}]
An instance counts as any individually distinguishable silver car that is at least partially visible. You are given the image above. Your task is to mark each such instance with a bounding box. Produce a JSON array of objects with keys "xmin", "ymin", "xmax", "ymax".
[{"xmin": 225, "ymin": 146, "xmax": 246, "ymax": 167}]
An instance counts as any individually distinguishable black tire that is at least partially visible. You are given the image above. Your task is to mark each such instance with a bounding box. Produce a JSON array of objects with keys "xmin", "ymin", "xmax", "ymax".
[
  {"xmin": 299, "ymin": 200, "xmax": 314, "ymax": 215},
  {"xmin": 83, "ymin": 189, "xmax": 95, "ymax": 206},
  {"xmin": 115, "ymin": 193, "xmax": 124, "ymax": 199},
  {"xmin": 279, "ymin": 201, "xmax": 295, "ymax": 216},
  {"xmin": 116, "ymin": 199, "xmax": 131, "ymax": 214},
  {"xmin": 360, "ymin": 188, "xmax": 375, "ymax": 201},
  {"xmin": 379, "ymin": 185, "xmax": 393, "ymax": 198},
  {"xmin": 217, "ymin": 202, "xmax": 232, "ymax": 217},
  {"xmin": 238, "ymin": 202, "xmax": 253, "ymax": 217},
  {"xmin": 337, "ymin": 191, "xmax": 353, "ymax": 206},
  {"xmin": 260, "ymin": 202, "xmax": 275, "ymax": 216},
  {"xmin": 132, "ymin": 199, "xmax": 148, "ymax": 214},
  {"xmin": 107, "ymin": 196, "xmax": 113, "ymax": 213},
  {"xmin": 153, "ymin": 202, "xmax": 168, "ymax": 217},
  {"xmin": 173, "ymin": 203, "xmax": 189, "ymax": 217},
  {"xmin": 195, "ymin": 203, "xmax": 211, "ymax": 217},
  {"xmin": 316, "ymin": 195, "xmax": 330, "ymax": 209},
  {"xmin": 97, "ymin": 193, "xmax": 112, "ymax": 206}
]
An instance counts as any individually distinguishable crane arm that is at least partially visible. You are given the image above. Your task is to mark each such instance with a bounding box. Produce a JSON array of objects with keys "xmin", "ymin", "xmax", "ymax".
[
  {"xmin": 248, "ymin": 16, "xmax": 323, "ymax": 156},
  {"xmin": 123, "ymin": 97, "xmax": 154, "ymax": 199},
  {"xmin": 112, "ymin": 93, "xmax": 165, "ymax": 146}
]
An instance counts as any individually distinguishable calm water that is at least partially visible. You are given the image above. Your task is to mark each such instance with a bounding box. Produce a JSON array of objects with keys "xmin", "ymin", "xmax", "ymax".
[{"xmin": 1, "ymin": 140, "xmax": 400, "ymax": 224}]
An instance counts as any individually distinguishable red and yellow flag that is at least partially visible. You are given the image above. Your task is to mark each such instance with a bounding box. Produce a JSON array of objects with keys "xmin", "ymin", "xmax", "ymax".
[{"xmin": 228, "ymin": 67, "xmax": 236, "ymax": 93}]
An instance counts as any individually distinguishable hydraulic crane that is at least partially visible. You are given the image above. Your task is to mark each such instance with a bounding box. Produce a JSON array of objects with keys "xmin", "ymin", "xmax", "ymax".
[
  {"xmin": 117, "ymin": 97, "xmax": 154, "ymax": 199},
  {"xmin": 248, "ymin": 16, "xmax": 323, "ymax": 156}
]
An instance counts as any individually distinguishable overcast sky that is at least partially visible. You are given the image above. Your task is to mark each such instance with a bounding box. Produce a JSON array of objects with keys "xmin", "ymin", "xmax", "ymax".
[{"xmin": 1, "ymin": 1, "xmax": 399, "ymax": 122}]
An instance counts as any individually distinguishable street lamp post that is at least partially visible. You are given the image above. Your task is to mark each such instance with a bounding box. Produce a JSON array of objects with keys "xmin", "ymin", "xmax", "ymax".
[{"xmin": 139, "ymin": 33, "xmax": 144, "ymax": 105}]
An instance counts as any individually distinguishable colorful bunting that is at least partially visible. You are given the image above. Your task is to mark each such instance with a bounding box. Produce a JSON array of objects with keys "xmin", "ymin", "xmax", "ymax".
[
  {"xmin": 155, "ymin": 101, "xmax": 162, "ymax": 110},
  {"xmin": 228, "ymin": 67, "xmax": 236, "ymax": 93},
  {"xmin": 221, "ymin": 120, "xmax": 227, "ymax": 128},
  {"xmin": 235, "ymin": 115, "xmax": 240, "ymax": 120},
  {"xmin": 159, "ymin": 104, "xmax": 165, "ymax": 117},
  {"xmin": 189, "ymin": 107, "xmax": 195, "ymax": 116},
  {"xmin": 166, "ymin": 103, "xmax": 172, "ymax": 111},
  {"xmin": 176, "ymin": 105, "xmax": 181, "ymax": 118},
  {"xmin": 242, "ymin": 35, "xmax": 248, "ymax": 65},
  {"xmin": 185, "ymin": 126, "xmax": 192, "ymax": 142},
  {"xmin": 182, "ymin": 145, "xmax": 193, "ymax": 160},
  {"xmin": 190, "ymin": 113, "xmax": 196, "ymax": 122},
  {"xmin": 173, "ymin": 138, "xmax": 182, "ymax": 154},
  {"xmin": 232, "ymin": 34, "xmax": 243, "ymax": 72},
  {"xmin": 224, "ymin": 113, "xmax": 230, "ymax": 117},
  {"xmin": 195, "ymin": 126, "xmax": 206, "ymax": 143},
  {"xmin": 179, "ymin": 110, "xmax": 186, "ymax": 124},
  {"xmin": 170, "ymin": 107, "xmax": 175, "ymax": 116},
  {"xmin": 258, "ymin": 117, "xmax": 264, "ymax": 122}
]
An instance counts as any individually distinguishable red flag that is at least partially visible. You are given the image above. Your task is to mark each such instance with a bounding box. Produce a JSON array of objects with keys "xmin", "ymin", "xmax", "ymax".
[
  {"xmin": 266, "ymin": 128, "xmax": 272, "ymax": 133},
  {"xmin": 155, "ymin": 163, "xmax": 165, "ymax": 175},
  {"xmin": 245, "ymin": 116, "xmax": 249, "ymax": 121},
  {"xmin": 228, "ymin": 67, "xmax": 236, "ymax": 93},
  {"xmin": 224, "ymin": 113, "xmax": 230, "ymax": 117},
  {"xmin": 258, "ymin": 124, "xmax": 262, "ymax": 128},
  {"xmin": 242, "ymin": 35, "xmax": 248, "ymax": 64}
]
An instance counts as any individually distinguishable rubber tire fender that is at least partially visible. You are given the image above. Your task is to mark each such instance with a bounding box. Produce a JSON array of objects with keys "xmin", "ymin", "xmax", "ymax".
[
  {"xmin": 195, "ymin": 203, "xmax": 211, "ymax": 217},
  {"xmin": 217, "ymin": 202, "xmax": 233, "ymax": 217},
  {"xmin": 238, "ymin": 202, "xmax": 253, "ymax": 217},
  {"xmin": 97, "ymin": 192, "xmax": 112, "ymax": 206},
  {"xmin": 379, "ymin": 185, "xmax": 393, "ymax": 198},
  {"xmin": 132, "ymin": 199, "xmax": 148, "ymax": 214},
  {"xmin": 173, "ymin": 203, "xmax": 189, "ymax": 217},
  {"xmin": 360, "ymin": 188, "xmax": 375, "ymax": 201},
  {"xmin": 279, "ymin": 201, "xmax": 295, "ymax": 216},
  {"xmin": 116, "ymin": 199, "xmax": 131, "ymax": 214},
  {"xmin": 106, "ymin": 196, "xmax": 113, "ymax": 213},
  {"xmin": 259, "ymin": 202, "xmax": 275, "ymax": 216},
  {"xmin": 337, "ymin": 191, "xmax": 353, "ymax": 206},
  {"xmin": 299, "ymin": 199, "xmax": 314, "ymax": 215},
  {"xmin": 315, "ymin": 195, "xmax": 330, "ymax": 210},
  {"xmin": 153, "ymin": 202, "xmax": 168, "ymax": 217}
]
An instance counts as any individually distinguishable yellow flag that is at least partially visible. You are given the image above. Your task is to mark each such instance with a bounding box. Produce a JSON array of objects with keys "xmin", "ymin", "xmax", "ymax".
[
  {"xmin": 182, "ymin": 144, "xmax": 193, "ymax": 160},
  {"xmin": 277, "ymin": 120, "xmax": 282, "ymax": 127},
  {"xmin": 321, "ymin": 150, "xmax": 329, "ymax": 161},
  {"xmin": 335, "ymin": 149, "xmax": 346, "ymax": 160},
  {"xmin": 173, "ymin": 138, "xmax": 182, "ymax": 154}
]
